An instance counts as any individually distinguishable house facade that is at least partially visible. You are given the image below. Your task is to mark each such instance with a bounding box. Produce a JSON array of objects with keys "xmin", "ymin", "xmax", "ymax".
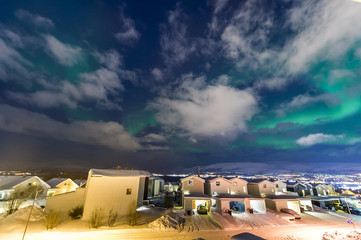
[
  {"xmin": 247, "ymin": 180, "xmax": 275, "ymax": 197},
  {"xmin": 0, "ymin": 176, "xmax": 50, "ymax": 200},
  {"xmin": 181, "ymin": 175, "xmax": 205, "ymax": 195},
  {"xmin": 273, "ymin": 180, "xmax": 287, "ymax": 195},
  {"xmin": 229, "ymin": 177, "xmax": 248, "ymax": 195},
  {"xmin": 82, "ymin": 169, "xmax": 150, "ymax": 220},
  {"xmin": 215, "ymin": 193, "xmax": 266, "ymax": 214},
  {"xmin": 204, "ymin": 177, "xmax": 232, "ymax": 197},
  {"xmin": 47, "ymin": 178, "xmax": 79, "ymax": 196}
]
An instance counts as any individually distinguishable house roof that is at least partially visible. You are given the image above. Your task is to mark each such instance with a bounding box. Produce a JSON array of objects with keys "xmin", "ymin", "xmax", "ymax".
[
  {"xmin": 216, "ymin": 193, "xmax": 261, "ymax": 199},
  {"xmin": 89, "ymin": 169, "xmax": 150, "ymax": 177},
  {"xmin": 287, "ymin": 182, "xmax": 306, "ymax": 188},
  {"xmin": 266, "ymin": 195, "xmax": 306, "ymax": 200},
  {"xmin": 183, "ymin": 193, "xmax": 211, "ymax": 199},
  {"xmin": 248, "ymin": 179, "xmax": 273, "ymax": 185},
  {"xmin": 0, "ymin": 176, "xmax": 50, "ymax": 190},
  {"xmin": 208, "ymin": 177, "xmax": 232, "ymax": 184},
  {"xmin": 180, "ymin": 175, "xmax": 205, "ymax": 183},
  {"xmin": 228, "ymin": 177, "xmax": 248, "ymax": 184},
  {"xmin": 46, "ymin": 178, "xmax": 70, "ymax": 188}
]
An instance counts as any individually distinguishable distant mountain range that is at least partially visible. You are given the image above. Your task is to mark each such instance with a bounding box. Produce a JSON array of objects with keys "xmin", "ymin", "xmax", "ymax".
[{"xmin": 181, "ymin": 162, "xmax": 361, "ymax": 175}]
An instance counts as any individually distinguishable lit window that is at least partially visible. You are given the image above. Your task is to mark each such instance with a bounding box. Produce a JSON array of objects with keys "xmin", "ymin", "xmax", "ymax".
[
  {"xmin": 126, "ymin": 188, "xmax": 132, "ymax": 195},
  {"xmin": 233, "ymin": 182, "xmax": 237, "ymax": 186},
  {"xmin": 216, "ymin": 181, "xmax": 220, "ymax": 186},
  {"xmin": 189, "ymin": 180, "xmax": 193, "ymax": 185},
  {"xmin": 243, "ymin": 186, "xmax": 246, "ymax": 192}
]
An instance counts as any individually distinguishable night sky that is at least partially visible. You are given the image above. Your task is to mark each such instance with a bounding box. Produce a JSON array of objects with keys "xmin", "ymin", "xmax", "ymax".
[{"xmin": 1, "ymin": 0, "xmax": 361, "ymax": 172}]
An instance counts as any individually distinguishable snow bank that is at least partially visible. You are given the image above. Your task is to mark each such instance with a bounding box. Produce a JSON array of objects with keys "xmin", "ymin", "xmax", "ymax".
[
  {"xmin": 6, "ymin": 206, "xmax": 45, "ymax": 222},
  {"xmin": 322, "ymin": 231, "xmax": 361, "ymax": 240},
  {"xmin": 149, "ymin": 214, "xmax": 185, "ymax": 231}
]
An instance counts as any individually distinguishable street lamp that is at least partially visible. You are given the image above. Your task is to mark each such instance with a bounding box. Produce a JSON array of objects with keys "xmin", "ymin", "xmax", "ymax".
[
  {"xmin": 22, "ymin": 181, "xmax": 42, "ymax": 240},
  {"xmin": 343, "ymin": 196, "xmax": 356, "ymax": 231}
]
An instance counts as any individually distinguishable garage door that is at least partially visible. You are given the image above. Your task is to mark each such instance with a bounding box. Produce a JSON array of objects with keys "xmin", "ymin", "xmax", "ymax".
[
  {"xmin": 230, "ymin": 201, "xmax": 245, "ymax": 213},
  {"xmin": 287, "ymin": 201, "xmax": 301, "ymax": 213},
  {"xmin": 250, "ymin": 200, "xmax": 266, "ymax": 214}
]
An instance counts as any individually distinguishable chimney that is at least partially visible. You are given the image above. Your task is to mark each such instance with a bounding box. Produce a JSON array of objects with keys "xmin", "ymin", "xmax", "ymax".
[{"xmin": 117, "ymin": 165, "xmax": 121, "ymax": 170}]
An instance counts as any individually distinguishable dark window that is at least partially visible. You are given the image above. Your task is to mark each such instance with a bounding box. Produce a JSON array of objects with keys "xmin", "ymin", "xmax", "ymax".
[
  {"xmin": 263, "ymin": 184, "xmax": 267, "ymax": 188},
  {"xmin": 216, "ymin": 181, "xmax": 220, "ymax": 186},
  {"xmin": 276, "ymin": 184, "xmax": 279, "ymax": 188},
  {"xmin": 126, "ymin": 188, "xmax": 132, "ymax": 195},
  {"xmin": 189, "ymin": 180, "xmax": 193, "ymax": 185}
]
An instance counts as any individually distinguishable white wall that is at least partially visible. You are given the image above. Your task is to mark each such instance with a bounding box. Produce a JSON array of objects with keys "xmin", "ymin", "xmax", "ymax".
[
  {"xmin": 45, "ymin": 188, "xmax": 85, "ymax": 214},
  {"xmin": 82, "ymin": 175, "xmax": 140, "ymax": 220}
]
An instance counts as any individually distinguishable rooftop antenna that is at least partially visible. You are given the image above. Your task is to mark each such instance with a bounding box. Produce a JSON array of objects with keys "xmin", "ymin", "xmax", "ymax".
[{"xmin": 198, "ymin": 167, "xmax": 200, "ymax": 177}]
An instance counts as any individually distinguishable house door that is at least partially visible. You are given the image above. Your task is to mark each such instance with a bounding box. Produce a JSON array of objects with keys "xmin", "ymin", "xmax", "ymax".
[
  {"xmin": 287, "ymin": 201, "xmax": 301, "ymax": 213},
  {"xmin": 229, "ymin": 201, "xmax": 245, "ymax": 213}
]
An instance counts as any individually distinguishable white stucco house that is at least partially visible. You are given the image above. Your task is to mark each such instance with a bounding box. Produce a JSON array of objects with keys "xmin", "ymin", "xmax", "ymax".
[
  {"xmin": 46, "ymin": 178, "xmax": 79, "ymax": 196},
  {"xmin": 0, "ymin": 176, "xmax": 50, "ymax": 200},
  {"xmin": 82, "ymin": 169, "xmax": 150, "ymax": 220}
]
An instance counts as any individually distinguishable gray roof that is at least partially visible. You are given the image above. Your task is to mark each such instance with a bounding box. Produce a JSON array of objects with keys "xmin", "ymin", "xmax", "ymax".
[
  {"xmin": 0, "ymin": 176, "xmax": 34, "ymax": 190},
  {"xmin": 90, "ymin": 169, "xmax": 150, "ymax": 177},
  {"xmin": 266, "ymin": 195, "xmax": 306, "ymax": 200},
  {"xmin": 184, "ymin": 193, "xmax": 211, "ymax": 199},
  {"xmin": 216, "ymin": 193, "xmax": 261, "ymax": 199},
  {"xmin": 46, "ymin": 178, "xmax": 69, "ymax": 188}
]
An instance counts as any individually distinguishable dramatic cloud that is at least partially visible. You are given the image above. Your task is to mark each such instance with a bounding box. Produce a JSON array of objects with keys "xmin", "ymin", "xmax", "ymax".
[
  {"xmin": 160, "ymin": 5, "xmax": 196, "ymax": 65},
  {"xmin": 284, "ymin": 0, "xmax": 361, "ymax": 74},
  {"xmin": 44, "ymin": 35, "xmax": 82, "ymax": 66},
  {"xmin": 151, "ymin": 68, "xmax": 164, "ymax": 81},
  {"xmin": 0, "ymin": 38, "xmax": 32, "ymax": 81},
  {"xmin": 254, "ymin": 78, "xmax": 289, "ymax": 91},
  {"xmin": 151, "ymin": 75, "xmax": 258, "ymax": 137},
  {"xmin": 114, "ymin": 8, "xmax": 140, "ymax": 45},
  {"xmin": 0, "ymin": 104, "xmax": 141, "ymax": 150},
  {"xmin": 277, "ymin": 93, "xmax": 341, "ymax": 115},
  {"xmin": 8, "ymin": 68, "xmax": 124, "ymax": 110},
  {"xmin": 296, "ymin": 133, "xmax": 344, "ymax": 146},
  {"xmin": 14, "ymin": 9, "xmax": 54, "ymax": 28}
]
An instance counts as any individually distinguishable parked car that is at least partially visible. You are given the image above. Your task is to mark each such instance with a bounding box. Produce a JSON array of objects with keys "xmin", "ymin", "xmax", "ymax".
[
  {"xmin": 197, "ymin": 205, "xmax": 208, "ymax": 214},
  {"xmin": 281, "ymin": 208, "xmax": 301, "ymax": 219}
]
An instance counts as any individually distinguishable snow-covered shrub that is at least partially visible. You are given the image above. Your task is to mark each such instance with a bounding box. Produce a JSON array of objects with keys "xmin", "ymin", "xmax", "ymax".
[
  {"xmin": 88, "ymin": 208, "xmax": 104, "ymax": 229},
  {"xmin": 68, "ymin": 205, "xmax": 83, "ymax": 219},
  {"xmin": 127, "ymin": 201, "xmax": 141, "ymax": 226},
  {"xmin": 107, "ymin": 209, "xmax": 118, "ymax": 227},
  {"xmin": 44, "ymin": 212, "xmax": 60, "ymax": 230}
]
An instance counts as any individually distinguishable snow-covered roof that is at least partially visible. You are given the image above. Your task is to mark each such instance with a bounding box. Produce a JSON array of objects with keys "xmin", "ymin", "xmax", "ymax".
[
  {"xmin": 208, "ymin": 176, "xmax": 232, "ymax": 184},
  {"xmin": 0, "ymin": 176, "xmax": 50, "ymax": 190},
  {"xmin": 216, "ymin": 193, "xmax": 261, "ymax": 199},
  {"xmin": 0, "ymin": 176, "xmax": 33, "ymax": 190},
  {"xmin": 46, "ymin": 178, "xmax": 69, "ymax": 188},
  {"xmin": 89, "ymin": 169, "xmax": 150, "ymax": 177},
  {"xmin": 180, "ymin": 175, "xmax": 205, "ymax": 183}
]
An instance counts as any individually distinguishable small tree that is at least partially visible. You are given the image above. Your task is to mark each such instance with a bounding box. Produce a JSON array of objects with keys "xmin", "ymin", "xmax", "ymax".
[
  {"xmin": 44, "ymin": 212, "xmax": 60, "ymax": 230},
  {"xmin": 4, "ymin": 191, "xmax": 25, "ymax": 215},
  {"xmin": 127, "ymin": 201, "xmax": 141, "ymax": 226},
  {"xmin": 88, "ymin": 208, "xmax": 104, "ymax": 229},
  {"xmin": 107, "ymin": 209, "xmax": 118, "ymax": 227},
  {"xmin": 68, "ymin": 205, "xmax": 83, "ymax": 219}
]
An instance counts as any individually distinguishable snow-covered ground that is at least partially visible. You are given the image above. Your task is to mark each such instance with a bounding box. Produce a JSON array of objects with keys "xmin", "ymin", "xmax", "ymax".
[{"xmin": 0, "ymin": 206, "xmax": 361, "ymax": 240}]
